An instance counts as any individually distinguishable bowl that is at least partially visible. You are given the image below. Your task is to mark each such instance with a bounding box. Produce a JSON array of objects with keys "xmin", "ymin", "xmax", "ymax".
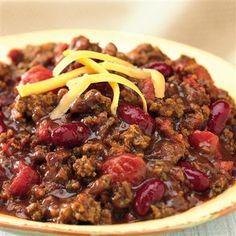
[{"xmin": 0, "ymin": 29, "xmax": 235, "ymax": 235}]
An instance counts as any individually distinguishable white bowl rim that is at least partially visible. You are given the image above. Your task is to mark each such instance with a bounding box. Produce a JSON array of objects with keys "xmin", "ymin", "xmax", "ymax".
[{"xmin": 0, "ymin": 29, "xmax": 235, "ymax": 235}]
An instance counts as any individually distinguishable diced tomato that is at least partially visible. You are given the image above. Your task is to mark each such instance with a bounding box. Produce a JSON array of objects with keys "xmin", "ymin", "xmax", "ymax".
[
  {"xmin": 189, "ymin": 130, "xmax": 219, "ymax": 152},
  {"xmin": 173, "ymin": 56, "xmax": 196, "ymax": 72},
  {"xmin": 218, "ymin": 161, "xmax": 234, "ymax": 173},
  {"xmin": 21, "ymin": 65, "xmax": 52, "ymax": 85},
  {"xmin": 8, "ymin": 163, "xmax": 40, "ymax": 197},
  {"xmin": 138, "ymin": 78, "xmax": 155, "ymax": 100},
  {"xmin": 54, "ymin": 43, "xmax": 68, "ymax": 64},
  {"xmin": 194, "ymin": 66, "xmax": 212, "ymax": 81},
  {"xmin": 102, "ymin": 154, "xmax": 146, "ymax": 185},
  {"xmin": 55, "ymin": 43, "xmax": 68, "ymax": 56},
  {"xmin": 1, "ymin": 138, "xmax": 14, "ymax": 156}
]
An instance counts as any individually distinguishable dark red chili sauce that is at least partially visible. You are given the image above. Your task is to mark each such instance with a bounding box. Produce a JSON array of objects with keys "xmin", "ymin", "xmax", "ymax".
[{"xmin": 0, "ymin": 35, "xmax": 235, "ymax": 224}]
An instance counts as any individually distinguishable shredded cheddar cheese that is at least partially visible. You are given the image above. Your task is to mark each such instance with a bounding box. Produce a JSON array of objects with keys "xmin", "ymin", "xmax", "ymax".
[
  {"xmin": 78, "ymin": 58, "xmax": 120, "ymax": 116},
  {"xmin": 101, "ymin": 61, "xmax": 150, "ymax": 79},
  {"xmin": 51, "ymin": 73, "xmax": 147, "ymax": 120},
  {"xmin": 53, "ymin": 50, "xmax": 134, "ymax": 76},
  {"xmin": 16, "ymin": 66, "xmax": 93, "ymax": 97},
  {"xmin": 67, "ymin": 73, "xmax": 147, "ymax": 111},
  {"xmin": 50, "ymin": 76, "xmax": 90, "ymax": 120},
  {"xmin": 16, "ymin": 49, "xmax": 166, "ymax": 119},
  {"xmin": 146, "ymin": 69, "xmax": 165, "ymax": 98}
]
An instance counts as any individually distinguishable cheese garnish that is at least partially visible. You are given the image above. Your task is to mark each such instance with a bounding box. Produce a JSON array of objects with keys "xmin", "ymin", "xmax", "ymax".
[
  {"xmin": 51, "ymin": 73, "xmax": 147, "ymax": 120},
  {"xmin": 146, "ymin": 69, "xmax": 165, "ymax": 98},
  {"xmin": 101, "ymin": 61, "xmax": 150, "ymax": 79},
  {"xmin": 53, "ymin": 50, "xmax": 134, "ymax": 76},
  {"xmin": 16, "ymin": 49, "xmax": 166, "ymax": 120},
  {"xmin": 50, "ymin": 76, "xmax": 90, "ymax": 120},
  {"xmin": 16, "ymin": 61, "xmax": 149, "ymax": 98},
  {"xmin": 16, "ymin": 66, "xmax": 93, "ymax": 97},
  {"xmin": 69, "ymin": 73, "xmax": 147, "ymax": 112},
  {"xmin": 78, "ymin": 58, "xmax": 120, "ymax": 115}
]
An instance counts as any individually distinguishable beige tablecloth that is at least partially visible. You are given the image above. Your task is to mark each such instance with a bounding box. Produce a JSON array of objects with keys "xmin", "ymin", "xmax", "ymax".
[
  {"xmin": 0, "ymin": 0, "xmax": 235, "ymax": 64},
  {"xmin": 0, "ymin": 0, "xmax": 235, "ymax": 235}
]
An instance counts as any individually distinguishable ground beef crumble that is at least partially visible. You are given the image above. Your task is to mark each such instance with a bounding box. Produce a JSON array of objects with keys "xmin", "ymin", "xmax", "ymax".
[
  {"xmin": 0, "ymin": 35, "xmax": 235, "ymax": 225},
  {"xmin": 11, "ymin": 92, "xmax": 57, "ymax": 122},
  {"xmin": 73, "ymin": 155, "xmax": 100, "ymax": 178}
]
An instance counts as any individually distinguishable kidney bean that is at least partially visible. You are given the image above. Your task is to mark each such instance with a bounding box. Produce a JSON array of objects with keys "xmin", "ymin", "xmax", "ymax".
[
  {"xmin": 144, "ymin": 61, "xmax": 173, "ymax": 78},
  {"xmin": 51, "ymin": 122, "xmax": 91, "ymax": 147},
  {"xmin": 7, "ymin": 49, "xmax": 23, "ymax": 64},
  {"xmin": 118, "ymin": 103, "xmax": 155, "ymax": 135},
  {"xmin": 133, "ymin": 178, "xmax": 165, "ymax": 216},
  {"xmin": 180, "ymin": 161, "xmax": 210, "ymax": 192},
  {"xmin": 208, "ymin": 100, "xmax": 231, "ymax": 134},
  {"xmin": 0, "ymin": 112, "xmax": 7, "ymax": 134},
  {"xmin": 36, "ymin": 120, "xmax": 58, "ymax": 143},
  {"xmin": 0, "ymin": 166, "xmax": 6, "ymax": 182}
]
